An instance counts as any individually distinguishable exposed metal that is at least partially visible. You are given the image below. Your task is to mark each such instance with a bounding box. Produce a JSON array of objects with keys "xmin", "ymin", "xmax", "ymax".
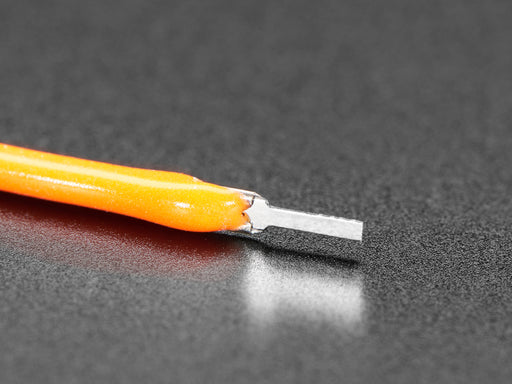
[{"xmin": 233, "ymin": 189, "xmax": 363, "ymax": 241}]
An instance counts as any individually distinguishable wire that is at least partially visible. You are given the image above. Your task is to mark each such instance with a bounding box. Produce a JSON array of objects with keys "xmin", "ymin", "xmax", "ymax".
[{"xmin": 0, "ymin": 143, "xmax": 362, "ymax": 240}]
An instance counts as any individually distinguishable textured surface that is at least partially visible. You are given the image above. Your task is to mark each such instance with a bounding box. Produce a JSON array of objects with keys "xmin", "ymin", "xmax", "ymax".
[{"xmin": 1, "ymin": 0, "xmax": 512, "ymax": 383}]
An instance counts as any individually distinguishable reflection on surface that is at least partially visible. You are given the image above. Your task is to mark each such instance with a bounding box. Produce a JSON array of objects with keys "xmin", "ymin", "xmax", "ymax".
[
  {"xmin": 245, "ymin": 250, "xmax": 365, "ymax": 335},
  {"xmin": 0, "ymin": 192, "xmax": 242, "ymax": 280},
  {"xmin": 0, "ymin": 192, "xmax": 366, "ymax": 336}
]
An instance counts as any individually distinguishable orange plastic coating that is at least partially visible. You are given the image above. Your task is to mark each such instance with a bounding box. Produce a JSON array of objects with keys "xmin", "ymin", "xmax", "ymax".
[{"xmin": 0, "ymin": 143, "xmax": 250, "ymax": 232}]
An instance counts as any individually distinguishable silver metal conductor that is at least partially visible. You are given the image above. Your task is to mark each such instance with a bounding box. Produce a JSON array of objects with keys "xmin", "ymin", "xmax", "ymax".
[{"xmin": 232, "ymin": 189, "xmax": 363, "ymax": 241}]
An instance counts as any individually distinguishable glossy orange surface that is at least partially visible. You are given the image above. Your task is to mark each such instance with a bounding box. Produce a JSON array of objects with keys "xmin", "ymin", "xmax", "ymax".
[{"xmin": 0, "ymin": 143, "xmax": 250, "ymax": 232}]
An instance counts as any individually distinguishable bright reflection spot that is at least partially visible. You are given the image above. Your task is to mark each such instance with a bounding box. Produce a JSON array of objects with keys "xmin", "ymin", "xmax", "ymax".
[{"xmin": 244, "ymin": 250, "xmax": 365, "ymax": 335}]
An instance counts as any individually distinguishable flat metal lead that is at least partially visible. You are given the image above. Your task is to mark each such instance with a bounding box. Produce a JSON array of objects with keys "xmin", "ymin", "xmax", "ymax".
[{"xmin": 234, "ymin": 191, "xmax": 363, "ymax": 241}]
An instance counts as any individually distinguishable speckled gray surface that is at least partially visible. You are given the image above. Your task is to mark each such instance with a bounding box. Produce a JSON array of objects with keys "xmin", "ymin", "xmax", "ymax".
[{"xmin": 1, "ymin": 0, "xmax": 512, "ymax": 383}]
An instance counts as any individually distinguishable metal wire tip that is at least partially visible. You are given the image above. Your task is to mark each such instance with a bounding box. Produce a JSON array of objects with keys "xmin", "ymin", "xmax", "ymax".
[{"xmin": 234, "ymin": 190, "xmax": 363, "ymax": 241}]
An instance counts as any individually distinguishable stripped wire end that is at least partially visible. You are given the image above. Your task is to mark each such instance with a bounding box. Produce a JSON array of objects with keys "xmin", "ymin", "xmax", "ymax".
[{"xmin": 231, "ymin": 188, "xmax": 363, "ymax": 241}]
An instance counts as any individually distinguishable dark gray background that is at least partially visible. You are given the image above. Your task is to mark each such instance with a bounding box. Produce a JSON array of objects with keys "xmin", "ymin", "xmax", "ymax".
[{"xmin": 1, "ymin": 0, "xmax": 512, "ymax": 383}]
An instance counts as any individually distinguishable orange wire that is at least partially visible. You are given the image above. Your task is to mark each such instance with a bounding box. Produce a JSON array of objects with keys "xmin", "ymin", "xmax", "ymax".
[{"xmin": 0, "ymin": 143, "xmax": 250, "ymax": 232}]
